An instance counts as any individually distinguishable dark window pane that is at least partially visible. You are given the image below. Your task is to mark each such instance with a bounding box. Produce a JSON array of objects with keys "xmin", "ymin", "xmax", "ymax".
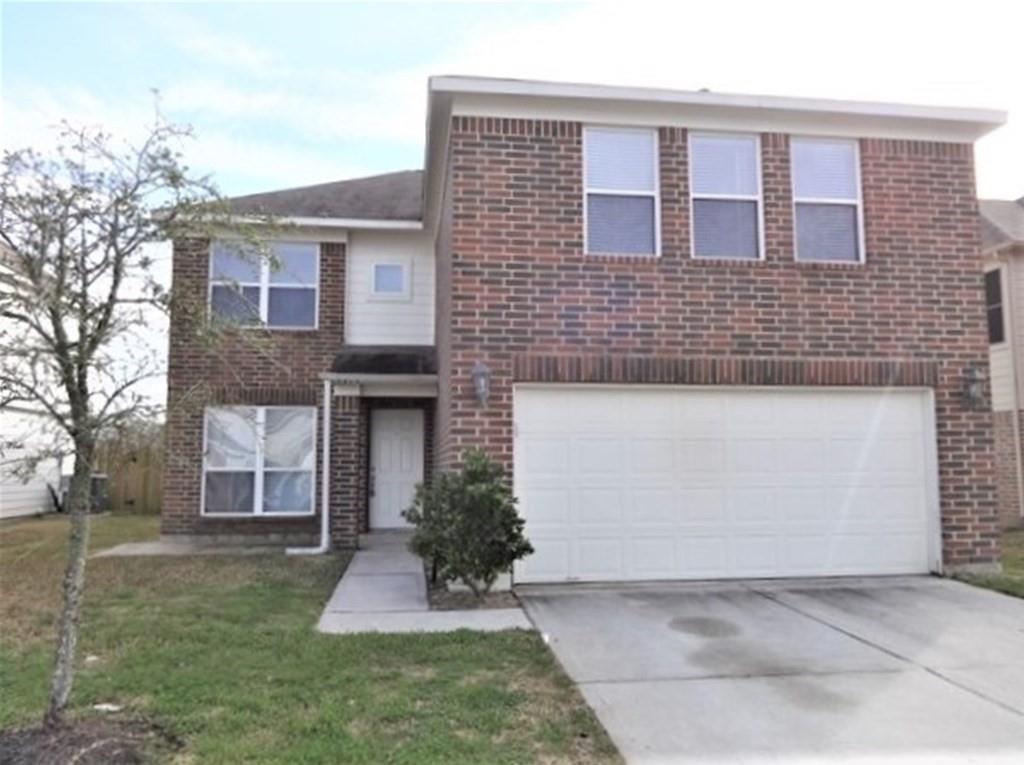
[
  {"xmin": 988, "ymin": 307, "xmax": 1005, "ymax": 344},
  {"xmin": 586, "ymin": 194, "xmax": 656, "ymax": 255},
  {"xmin": 211, "ymin": 285, "xmax": 260, "ymax": 324},
  {"xmin": 693, "ymin": 199, "xmax": 758, "ymax": 259},
  {"xmin": 985, "ymin": 270, "xmax": 1002, "ymax": 308},
  {"xmin": 204, "ymin": 472, "xmax": 254, "ymax": 514},
  {"xmin": 796, "ymin": 203, "xmax": 859, "ymax": 262},
  {"xmin": 263, "ymin": 471, "xmax": 313, "ymax": 513},
  {"xmin": 268, "ymin": 287, "xmax": 316, "ymax": 327}
]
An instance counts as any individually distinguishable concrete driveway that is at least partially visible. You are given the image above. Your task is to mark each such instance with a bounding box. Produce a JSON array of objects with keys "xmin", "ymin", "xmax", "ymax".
[{"xmin": 520, "ymin": 577, "xmax": 1024, "ymax": 764}]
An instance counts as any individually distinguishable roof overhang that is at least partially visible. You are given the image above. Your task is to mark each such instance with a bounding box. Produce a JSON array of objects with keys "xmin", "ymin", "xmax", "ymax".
[
  {"xmin": 424, "ymin": 76, "xmax": 1007, "ymax": 228},
  {"xmin": 322, "ymin": 373, "xmax": 438, "ymax": 399},
  {"xmin": 223, "ymin": 215, "xmax": 423, "ymax": 231},
  {"xmin": 430, "ymin": 76, "xmax": 1006, "ymax": 142}
]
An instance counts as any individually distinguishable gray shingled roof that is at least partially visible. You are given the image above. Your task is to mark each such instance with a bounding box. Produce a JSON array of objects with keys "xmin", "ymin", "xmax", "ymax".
[
  {"xmin": 980, "ymin": 197, "xmax": 1024, "ymax": 251},
  {"xmin": 227, "ymin": 170, "xmax": 423, "ymax": 221}
]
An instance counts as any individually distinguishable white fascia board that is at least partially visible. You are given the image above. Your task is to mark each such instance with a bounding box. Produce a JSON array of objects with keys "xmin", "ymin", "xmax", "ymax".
[
  {"xmin": 431, "ymin": 76, "xmax": 1006, "ymax": 143},
  {"xmin": 322, "ymin": 373, "xmax": 438, "ymax": 385},
  {"xmin": 281, "ymin": 216, "xmax": 423, "ymax": 231}
]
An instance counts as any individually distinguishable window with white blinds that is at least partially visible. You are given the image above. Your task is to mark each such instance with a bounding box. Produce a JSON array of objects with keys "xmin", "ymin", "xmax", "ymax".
[
  {"xmin": 689, "ymin": 134, "xmax": 762, "ymax": 260},
  {"xmin": 791, "ymin": 138, "xmax": 863, "ymax": 263},
  {"xmin": 584, "ymin": 127, "xmax": 659, "ymax": 255}
]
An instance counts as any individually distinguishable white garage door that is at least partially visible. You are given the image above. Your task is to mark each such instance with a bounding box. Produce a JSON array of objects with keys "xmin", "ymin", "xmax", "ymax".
[{"xmin": 513, "ymin": 386, "xmax": 939, "ymax": 583}]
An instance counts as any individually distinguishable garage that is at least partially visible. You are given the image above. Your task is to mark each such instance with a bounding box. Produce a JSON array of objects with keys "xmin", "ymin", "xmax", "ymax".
[{"xmin": 513, "ymin": 386, "xmax": 940, "ymax": 583}]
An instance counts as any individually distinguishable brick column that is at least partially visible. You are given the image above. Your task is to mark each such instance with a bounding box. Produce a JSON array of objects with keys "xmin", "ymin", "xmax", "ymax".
[{"xmin": 330, "ymin": 396, "xmax": 365, "ymax": 547}]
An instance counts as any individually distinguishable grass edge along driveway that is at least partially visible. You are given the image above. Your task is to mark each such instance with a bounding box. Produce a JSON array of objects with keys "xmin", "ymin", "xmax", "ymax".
[{"xmin": 0, "ymin": 515, "xmax": 619, "ymax": 764}]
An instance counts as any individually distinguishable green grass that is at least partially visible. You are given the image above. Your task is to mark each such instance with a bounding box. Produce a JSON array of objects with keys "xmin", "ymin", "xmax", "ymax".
[
  {"xmin": 958, "ymin": 528, "xmax": 1024, "ymax": 599},
  {"xmin": 0, "ymin": 515, "xmax": 619, "ymax": 763}
]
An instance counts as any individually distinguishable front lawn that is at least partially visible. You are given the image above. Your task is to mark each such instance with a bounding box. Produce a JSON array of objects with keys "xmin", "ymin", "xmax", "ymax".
[
  {"xmin": 958, "ymin": 528, "xmax": 1024, "ymax": 598},
  {"xmin": 0, "ymin": 515, "xmax": 618, "ymax": 763}
]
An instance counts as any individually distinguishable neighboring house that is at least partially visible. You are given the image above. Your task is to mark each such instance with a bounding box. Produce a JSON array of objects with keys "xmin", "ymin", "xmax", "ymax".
[
  {"xmin": 981, "ymin": 197, "xmax": 1024, "ymax": 529},
  {"xmin": 0, "ymin": 407, "xmax": 62, "ymax": 519},
  {"xmin": 163, "ymin": 76, "xmax": 1007, "ymax": 583}
]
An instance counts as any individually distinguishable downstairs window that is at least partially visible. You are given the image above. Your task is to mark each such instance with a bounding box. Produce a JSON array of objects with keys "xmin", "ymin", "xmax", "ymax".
[{"xmin": 202, "ymin": 406, "xmax": 316, "ymax": 516}]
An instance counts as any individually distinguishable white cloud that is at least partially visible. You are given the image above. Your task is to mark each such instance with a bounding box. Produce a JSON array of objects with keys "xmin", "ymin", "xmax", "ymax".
[
  {"xmin": 4, "ymin": 1, "xmax": 1020, "ymax": 197},
  {"xmin": 407, "ymin": 0, "xmax": 1021, "ymax": 197}
]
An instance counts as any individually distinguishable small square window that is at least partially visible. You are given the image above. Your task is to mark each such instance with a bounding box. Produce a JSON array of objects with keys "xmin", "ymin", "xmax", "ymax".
[{"xmin": 372, "ymin": 263, "xmax": 408, "ymax": 297}]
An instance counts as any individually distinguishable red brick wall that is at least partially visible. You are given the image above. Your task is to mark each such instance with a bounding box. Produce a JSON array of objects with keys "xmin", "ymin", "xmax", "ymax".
[
  {"xmin": 161, "ymin": 238, "xmax": 345, "ymax": 539},
  {"xmin": 994, "ymin": 409, "xmax": 1024, "ymax": 529},
  {"xmin": 440, "ymin": 116, "xmax": 999, "ymax": 568}
]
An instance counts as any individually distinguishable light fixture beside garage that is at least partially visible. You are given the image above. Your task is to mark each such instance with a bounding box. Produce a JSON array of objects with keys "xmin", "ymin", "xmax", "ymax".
[
  {"xmin": 962, "ymin": 363, "xmax": 987, "ymax": 410},
  {"xmin": 471, "ymin": 361, "xmax": 491, "ymax": 406}
]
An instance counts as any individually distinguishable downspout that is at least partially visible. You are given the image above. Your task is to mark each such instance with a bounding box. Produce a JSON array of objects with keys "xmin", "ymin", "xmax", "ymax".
[{"xmin": 287, "ymin": 378, "xmax": 332, "ymax": 555}]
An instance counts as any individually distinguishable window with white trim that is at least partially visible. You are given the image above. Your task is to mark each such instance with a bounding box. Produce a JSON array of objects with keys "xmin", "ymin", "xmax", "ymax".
[
  {"xmin": 584, "ymin": 127, "xmax": 659, "ymax": 255},
  {"xmin": 202, "ymin": 406, "xmax": 316, "ymax": 516},
  {"xmin": 791, "ymin": 138, "xmax": 862, "ymax": 263},
  {"xmin": 690, "ymin": 133, "xmax": 762, "ymax": 260},
  {"xmin": 370, "ymin": 260, "xmax": 411, "ymax": 300},
  {"xmin": 210, "ymin": 241, "xmax": 319, "ymax": 328}
]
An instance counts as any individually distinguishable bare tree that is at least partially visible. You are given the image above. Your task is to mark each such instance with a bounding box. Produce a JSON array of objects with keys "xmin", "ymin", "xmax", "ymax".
[{"xmin": 0, "ymin": 114, "xmax": 271, "ymax": 729}]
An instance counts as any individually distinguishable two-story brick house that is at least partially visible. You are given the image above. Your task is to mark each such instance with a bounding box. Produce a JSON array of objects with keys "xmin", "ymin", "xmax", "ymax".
[{"xmin": 162, "ymin": 76, "xmax": 1006, "ymax": 583}]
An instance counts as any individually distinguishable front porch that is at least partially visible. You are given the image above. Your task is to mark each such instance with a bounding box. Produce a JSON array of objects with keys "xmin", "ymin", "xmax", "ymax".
[{"xmin": 324, "ymin": 346, "xmax": 437, "ymax": 548}]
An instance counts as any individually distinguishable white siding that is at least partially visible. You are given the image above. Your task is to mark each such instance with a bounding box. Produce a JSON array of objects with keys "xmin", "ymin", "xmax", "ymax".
[
  {"xmin": 988, "ymin": 253, "xmax": 1024, "ymax": 412},
  {"xmin": 1012, "ymin": 253, "xmax": 1024, "ymax": 406},
  {"xmin": 991, "ymin": 344, "xmax": 1015, "ymax": 412},
  {"xmin": 345, "ymin": 231, "xmax": 434, "ymax": 346},
  {"xmin": 0, "ymin": 410, "xmax": 62, "ymax": 519}
]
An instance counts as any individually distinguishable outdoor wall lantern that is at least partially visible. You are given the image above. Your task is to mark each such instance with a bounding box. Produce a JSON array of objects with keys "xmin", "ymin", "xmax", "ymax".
[
  {"xmin": 963, "ymin": 363, "xmax": 986, "ymax": 410},
  {"xmin": 471, "ymin": 361, "xmax": 491, "ymax": 406}
]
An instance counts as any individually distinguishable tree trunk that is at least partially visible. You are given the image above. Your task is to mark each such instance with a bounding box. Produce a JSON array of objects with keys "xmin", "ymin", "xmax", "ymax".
[{"xmin": 42, "ymin": 441, "xmax": 94, "ymax": 730}]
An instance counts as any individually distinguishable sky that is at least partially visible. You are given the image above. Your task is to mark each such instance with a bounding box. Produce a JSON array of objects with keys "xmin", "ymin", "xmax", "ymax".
[
  {"xmin": 2, "ymin": 0, "xmax": 1022, "ymax": 200},
  {"xmin": 1, "ymin": 0, "xmax": 1022, "ymax": 409}
]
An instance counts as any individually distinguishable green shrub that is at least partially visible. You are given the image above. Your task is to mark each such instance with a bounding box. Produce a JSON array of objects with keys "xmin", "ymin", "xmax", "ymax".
[{"xmin": 403, "ymin": 448, "xmax": 534, "ymax": 597}]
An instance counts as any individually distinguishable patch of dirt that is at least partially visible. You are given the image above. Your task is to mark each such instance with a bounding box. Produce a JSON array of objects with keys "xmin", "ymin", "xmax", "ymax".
[
  {"xmin": 424, "ymin": 566, "xmax": 521, "ymax": 610},
  {"xmin": 0, "ymin": 717, "xmax": 181, "ymax": 765}
]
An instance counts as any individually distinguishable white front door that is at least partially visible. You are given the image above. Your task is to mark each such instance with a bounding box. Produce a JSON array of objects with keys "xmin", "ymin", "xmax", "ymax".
[
  {"xmin": 369, "ymin": 409, "xmax": 424, "ymax": 529},
  {"xmin": 514, "ymin": 386, "xmax": 940, "ymax": 583}
]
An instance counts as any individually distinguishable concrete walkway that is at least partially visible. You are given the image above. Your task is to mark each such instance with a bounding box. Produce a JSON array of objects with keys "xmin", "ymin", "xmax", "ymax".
[
  {"xmin": 93, "ymin": 539, "xmax": 272, "ymax": 557},
  {"xmin": 317, "ymin": 531, "xmax": 531, "ymax": 634}
]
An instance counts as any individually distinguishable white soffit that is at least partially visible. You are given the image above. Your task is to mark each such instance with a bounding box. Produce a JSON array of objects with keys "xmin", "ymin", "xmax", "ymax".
[{"xmin": 432, "ymin": 76, "xmax": 1006, "ymax": 143}]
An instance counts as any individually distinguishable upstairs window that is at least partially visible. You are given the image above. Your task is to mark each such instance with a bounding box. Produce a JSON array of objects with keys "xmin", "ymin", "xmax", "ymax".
[
  {"xmin": 584, "ymin": 127, "xmax": 659, "ymax": 256},
  {"xmin": 986, "ymin": 269, "xmax": 1005, "ymax": 344},
  {"xmin": 370, "ymin": 259, "xmax": 411, "ymax": 300},
  {"xmin": 210, "ymin": 241, "xmax": 319, "ymax": 328},
  {"xmin": 690, "ymin": 133, "xmax": 762, "ymax": 260},
  {"xmin": 203, "ymin": 406, "xmax": 316, "ymax": 516},
  {"xmin": 792, "ymin": 138, "xmax": 863, "ymax": 263}
]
